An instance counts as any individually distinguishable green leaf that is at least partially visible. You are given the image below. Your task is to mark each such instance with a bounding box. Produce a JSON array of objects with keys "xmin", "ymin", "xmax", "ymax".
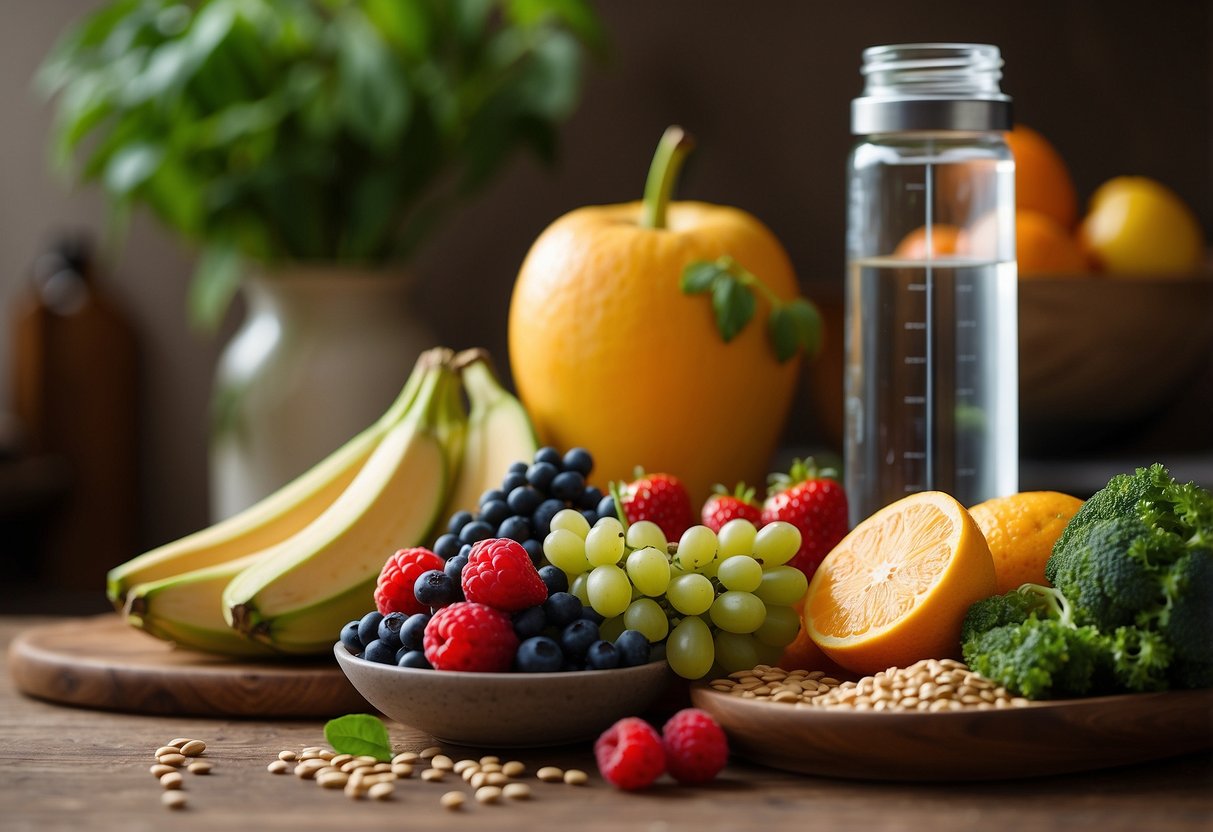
[
  {"xmin": 188, "ymin": 243, "xmax": 242, "ymax": 332},
  {"xmin": 711, "ymin": 276, "xmax": 757, "ymax": 343},
  {"xmin": 323, "ymin": 714, "xmax": 393, "ymax": 762},
  {"xmin": 680, "ymin": 260, "xmax": 723, "ymax": 294},
  {"xmin": 104, "ymin": 141, "xmax": 162, "ymax": 195},
  {"xmin": 767, "ymin": 298, "xmax": 824, "ymax": 362},
  {"xmin": 335, "ymin": 9, "xmax": 412, "ymax": 151}
]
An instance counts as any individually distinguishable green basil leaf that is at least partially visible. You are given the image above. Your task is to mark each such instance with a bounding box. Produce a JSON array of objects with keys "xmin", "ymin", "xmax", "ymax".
[
  {"xmin": 681, "ymin": 261, "xmax": 722, "ymax": 294},
  {"xmin": 323, "ymin": 714, "xmax": 393, "ymax": 762},
  {"xmin": 712, "ymin": 277, "xmax": 756, "ymax": 343}
]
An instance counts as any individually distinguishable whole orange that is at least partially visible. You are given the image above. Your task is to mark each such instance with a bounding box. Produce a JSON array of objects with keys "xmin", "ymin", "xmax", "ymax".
[
  {"xmin": 1005, "ymin": 125, "xmax": 1078, "ymax": 229},
  {"xmin": 968, "ymin": 490, "xmax": 1084, "ymax": 594},
  {"xmin": 893, "ymin": 224, "xmax": 963, "ymax": 259},
  {"xmin": 508, "ymin": 130, "xmax": 804, "ymax": 503},
  {"xmin": 1015, "ymin": 209, "xmax": 1089, "ymax": 276}
]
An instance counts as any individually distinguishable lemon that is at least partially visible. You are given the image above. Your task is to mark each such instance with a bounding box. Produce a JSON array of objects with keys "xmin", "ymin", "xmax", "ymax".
[{"xmin": 1078, "ymin": 176, "xmax": 1205, "ymax": 274}]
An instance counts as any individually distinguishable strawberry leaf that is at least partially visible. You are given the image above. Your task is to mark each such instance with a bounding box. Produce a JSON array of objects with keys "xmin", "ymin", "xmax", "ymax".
[{"xmin": 711, "ymin": 275, "xmax": 756, "ymax": 342}]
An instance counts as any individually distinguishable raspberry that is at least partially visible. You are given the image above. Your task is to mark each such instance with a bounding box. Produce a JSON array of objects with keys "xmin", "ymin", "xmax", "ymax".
[
  {"xmin": 661, "ymin": 708, "xmax": 728, "ymax": 784},
  {"xmin": 460, "ymin": 538, "xmax": 548, "ymax": 612},
  {"xmin": 422, "ymin": 602, "xmax": 518, "ymax": 672},
  {"xmin": 375, "ymin": 548, "xmax": 445, "ymax": 616},
  {"xmin": 594, "ymin": 717, "xmax": 666, "ymax": 790}
]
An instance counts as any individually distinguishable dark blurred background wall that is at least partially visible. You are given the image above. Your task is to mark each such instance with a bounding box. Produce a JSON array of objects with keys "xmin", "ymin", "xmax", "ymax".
[{"xmin": 1, "ymin": 0, "xmax": 1210, "ymax": 564}]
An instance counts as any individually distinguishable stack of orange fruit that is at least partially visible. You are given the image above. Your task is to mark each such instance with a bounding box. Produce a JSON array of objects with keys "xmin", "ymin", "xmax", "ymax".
[{"xmin": 1007, "ymin": 125, "xmax": 1206, "ymax": 277}]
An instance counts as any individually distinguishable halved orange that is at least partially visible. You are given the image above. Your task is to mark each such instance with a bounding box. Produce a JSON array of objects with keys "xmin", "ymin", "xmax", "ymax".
[{"xmin": 804, "ymin": 491, "xmax": 996, "ymax": 675}]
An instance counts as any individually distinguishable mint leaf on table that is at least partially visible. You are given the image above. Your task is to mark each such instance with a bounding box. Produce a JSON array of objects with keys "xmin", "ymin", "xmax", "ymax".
[{"xmin": 323, "ymin": 714, "xmax": 392, "ymax": 761}]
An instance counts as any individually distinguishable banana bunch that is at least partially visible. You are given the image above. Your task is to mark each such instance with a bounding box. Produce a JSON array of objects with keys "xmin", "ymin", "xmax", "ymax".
[{"xmin": 112, "ymin": 347, "xmax": 537, "ymax": 657}]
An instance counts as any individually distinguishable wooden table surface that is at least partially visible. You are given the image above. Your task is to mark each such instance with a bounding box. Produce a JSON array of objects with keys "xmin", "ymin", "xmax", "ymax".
[{"xmin": 2, "ymin": 616, "xmax": 1211, "ymax": 832}]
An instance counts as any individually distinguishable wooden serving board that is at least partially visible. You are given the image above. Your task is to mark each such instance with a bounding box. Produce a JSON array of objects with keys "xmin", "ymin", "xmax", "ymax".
[
  {"xmin": 691, "ymin": 683, "xmax": 1213, "ymax": 781},
  {"xmin": 7, "ymin": 615, "xmax": 369, "ymax": 718}
]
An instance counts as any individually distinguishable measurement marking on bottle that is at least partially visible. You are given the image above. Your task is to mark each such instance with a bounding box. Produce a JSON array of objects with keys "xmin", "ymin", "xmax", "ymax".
[
  {"xmin": 956, "ymin": 388, "xmax": 974, "ymax": 396},
  {"xmin": 958, "ymin": 354, "xmax": 977, "ymax": 363},
  {"xmin": 905, "ymin": 356, "xmax": 926, "ymax": 365},
  {"xmin": 905, "ymin": 183, "xmax": 925, "ymax": 191},
  {"xmin": 904, "ymin": 322, "xmax": 926, "ymax": 330},
  {"xmin": 904, "ymin": 484, "xmax": 924, "ymax": 492},
  {"xmin": 903, "ymin": 395, "xmax": 926, "ymax": 404},
  {"xmin": 958, "ymin": 320, "xmax": 977, "ymax": 328},
  {"xmin": 958, "ymin": 468, "xmax": 977, "ymax": 477},
  {"xmin": 908, "ymin": 283, "xmax": 926, "ymax": 292},
  {"xmin": 903, "ymin": 452, "xmax": 926, "ymax": 460}
]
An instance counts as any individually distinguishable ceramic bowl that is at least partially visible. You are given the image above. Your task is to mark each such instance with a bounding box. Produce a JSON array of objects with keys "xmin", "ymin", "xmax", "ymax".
[{"xmin": 333, "ymin": 644, "xmax": 672, "ymax": 747}]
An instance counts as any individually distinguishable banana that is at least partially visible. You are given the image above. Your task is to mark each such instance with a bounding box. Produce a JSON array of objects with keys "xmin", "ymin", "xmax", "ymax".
[
  {"xmin": 441, "ymin": 348, "xmax": 539, "ymax": 517},
  {"xmin": 123, "ymin": 555, "xmax": 277, "ymax": 657},
  {"xmin": 222, "ymin": 353, "xmax": 462, "ymax": 654},
  {"xmin": 105, "ymin": 349, "xmax": 441, "ymax": 609}
]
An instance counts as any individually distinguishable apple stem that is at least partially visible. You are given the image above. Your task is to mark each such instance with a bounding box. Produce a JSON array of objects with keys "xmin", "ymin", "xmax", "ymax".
[{"xmin": 641, "ymin": 126, "xmax": 695, "ymax": 230}]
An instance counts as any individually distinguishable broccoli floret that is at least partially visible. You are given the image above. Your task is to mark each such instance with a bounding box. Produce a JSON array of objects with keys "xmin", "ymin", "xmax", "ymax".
[
  {"xmin": 1051, "ymin": 515, "xmax": 1159, "ymax": 629},
  {"xmin": 1108, "ymin": 626, "xmax": 1172, "ymax": 692},
  {"xmin": 960, "ymin": 584, "xmax": 1041, "ymax": 643},
  {"xmin": 1046, "ymin": 464, "xmax": 1171, "ymax": 584},
  {"xmin": 1153, "ymin": 549, "xmax": 1213, "ymax": 664},
  {"xmin": 963, "ymin": 617, "xmax": 1105, "ymax": 699}
]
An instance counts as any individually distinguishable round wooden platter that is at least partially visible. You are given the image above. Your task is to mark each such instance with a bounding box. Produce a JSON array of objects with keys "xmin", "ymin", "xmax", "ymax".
[
  {"xmin": 7, "ymin": 615, "xmax": 370, "ymax": 718},
  {"xmin": 690, "ymin": 683, "xmax": 1213, "ymax": 781}
]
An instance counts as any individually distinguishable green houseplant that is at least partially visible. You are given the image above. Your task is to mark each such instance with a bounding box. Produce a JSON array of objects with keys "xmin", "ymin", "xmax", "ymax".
[{"xmin": 39, "ymin": 0, "xmax": 604, "ymax": 517}]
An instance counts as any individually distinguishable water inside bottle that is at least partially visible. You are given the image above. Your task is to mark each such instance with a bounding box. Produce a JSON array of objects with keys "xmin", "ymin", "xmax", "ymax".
[{"xmin": 844, "ymin": 256, "xmax": 1018, "ymax": 524}]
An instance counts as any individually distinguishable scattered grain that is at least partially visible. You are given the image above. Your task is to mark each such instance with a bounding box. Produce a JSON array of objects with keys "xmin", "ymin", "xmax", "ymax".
[
  {"xmin": 179, "ymin": 740, "xmax": 207, "ymax": 757},
  {"xmin": 421, "ymin": 768, "xmax": 445, "ymax": 782},
  {"xmin": 503, "ymin": 782, "xmax": 532, "ymax": 800},
  {"xmin": 161, "ymin": 791, "xmax": 187, "ymax": 810},
  {"xmin": 187, "ymin": 761, "xmax": 211, "ymax": 775},
  {"xmin": 368, "ymin": 782, "xmax": 394, "ymax": 801},
  {"xmin": 441, "ymin": 791, "xmax": 466, "ymax": 810},
  {"xmin": 475, "ymin": 785, "xmax": 502, "ymax": 804},
  {"xmin": 536, "ymin": 766, "xmax": 564, "ymax": 782},
  {"xmin": 502, "ymin": 761, "xmax": 526, "ymax": 778},
  {"xmin": 563, "ymin": 769, "xmax": 588, "ymax": 786}
]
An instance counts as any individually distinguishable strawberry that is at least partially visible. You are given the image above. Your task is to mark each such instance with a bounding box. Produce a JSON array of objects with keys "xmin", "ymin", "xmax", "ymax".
[
  {"xmin": 700, "ymin": 483, "xmax": 761, "ymax": 532},
  {"xmin": 615, "ymin": 469, "xmax": 694, "ymax": 541},
  {"xmin": 761, "ymin": 458, "xmax": 849, "ymax": 580}
]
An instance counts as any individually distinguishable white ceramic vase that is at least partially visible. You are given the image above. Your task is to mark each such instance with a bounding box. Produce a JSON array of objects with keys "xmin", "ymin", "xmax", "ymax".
[{"xmin": 208, "ymin": 265, "xmax": 435, "ymax": 521}]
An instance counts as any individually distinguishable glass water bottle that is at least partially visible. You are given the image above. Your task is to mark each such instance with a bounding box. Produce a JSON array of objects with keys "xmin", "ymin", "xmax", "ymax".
[{"xmin": 844, "ymin": 43, "xmax": 1018, "ymax": 525}]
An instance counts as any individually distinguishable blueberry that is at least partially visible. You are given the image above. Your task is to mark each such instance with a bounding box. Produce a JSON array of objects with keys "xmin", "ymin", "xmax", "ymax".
[
  {"xmin": 444, "ymin": 553, "xmax": 469, "ymax": 583},
  {"xmin": 526, "ymin": 461, "xmax": 559, "ymax": 492},
  {"xmin": 581, "ymin": 509, "xmax": 600, "ymax": 526},
  {"xmin": 531, "ymin": 498, "xmax": 566, "ymax": 537},
  {"xmin": 339, "ymin": 620, "xmax": 363, "ymax": 654},
  {"xmin": 501, "ymin": 471, "xmax": 528, "ymax": 492},
  {"xmin": 562, "ymin": 447, "xmax": 593, "ymax": 476},
  {"xmin": 497, "ymin": 515, "xmax": 532, "ymax": 543},
  {"xmin": 378, "ymin": 611, "xmax": 407, "ymax": 648},
  {"xmin": 459, "ymin": 520, "xmax": 495, "ymax": 545},
  {"xmin": 550, "ymin": 471, "xmax": 585, "ymax": 502},
  {"xmin": 397, "ymin": 649, "xmax": 432, "ymax": 669},
  {"xmin": 414, "ymin": 569, "xmax": 457, "ymax": 608},
  {"xmin": 615, "ymin": 629, "xmax": 651, "ymax": 667},
  {"xmin": 579, "ymin": 486, "xmax": 604, "ymax": 511},
  {"xmin": 479, "ymin": 488, "xmax": 506, "ymax": 508},
  {"xmin": 507, "ymin": 485, "xmax": 544, "ymax": 517},
  {"xmin": 480, "ymin": 499, "xmax": 511, "ymax": 527},
  {"xmin": 447, "ymin": 511, "xmax": 474, "ymax": 535},
  {"xmin": 433, "ymin": 533, "xmax": 461, "ymax": 560},
  {"xmin": 538, "ymin": 565, "xmax": 568, "ymax": 596},
  {"xmin": 544, "ymin": 592, "xmax": 582, "ymax": 627},
  {"xmin": 507, "ymin": 460, "xmax": 529, "ymax": 475},
  {"xmin": 512, "ymin": 606, "xmax": 547, "ymax": 639},
  {"xmin": 459, "ymin": 543, "xmax": 473, "ymax": 560},
  {"xmin": 516, "ymin": 636, "xmax": 564, "ymax": 673},
  {"xmin": 534, "ymin": 446, "xmax": 563, "ymax": 467},
  {"xmin": 560, "ymin": 660, "xmax": 586, "ymax": 673},
  {"xmin": 357, "ymin": 611, "xmax": 384, "ymax": 646},
  {"xmin": 580, "ymin": 605, "xmax": 605, "ymax": 625},
  {"xmin": 596, "ymin": 494, "xmax": 618, "ymax": 520},
  {"xmin": 400, "ymin": 613, "xmax": 430, "ymax": 651},
  {"xmin": 362, "ymin": 638, "xmax": 397, "ymax": 665},
  {"xmin": 560, "ymin": 618, "xmax": 599, "ymax": 658},
  {"xmin": 522, "ymin": 538, "xmax": 544, "ymax": 567},
  {"xmin": 586, "ymin": 640, "xmax": 620, "ymax": 670}
]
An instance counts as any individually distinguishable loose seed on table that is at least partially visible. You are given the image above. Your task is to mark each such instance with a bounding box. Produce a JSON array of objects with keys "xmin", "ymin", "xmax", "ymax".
[
  {"xmin": 301, "ymin": 746, "xmax": 325, "ymax": 754},
  {"xmin": 462, "ymin": 767, "xmax": 479, "ymax": 782},
  {"xmin": 179, "ymin": 740, "xmax": 207, "ymax": 757},
  {"xmin": 479, "ymin": 762, "xmax": 502, "ymax": 773},
  {"xmin": 479, "ymin": 755, "xmax": 500, "ymax": 766},
  {"xmin": 470, "ymin": 772, "xmax": 488, "ymax": 789},
  {"xmin": 441, "ymin": 791, "xmax": 465, "ymax": 810},
  {"xmin": 187, "ymin": 762, "xmax": 211, "ymax": 775},
  {"xmin": 368, "ymin": 782, "xmax": 394, "ymax": 801},
  {"xmin": 372, "ymin": 763, "xmax": 393, "ymax": 773},
  {"xmin": 154, "ymin": 746, "xmax": 180, "ymax": 758},
  {"xmin": 161, "ymin": 791, "xmax": 187, "ymax": 810},
  {"xmin": 419, "ymin": 746, "xmax": 442, "ymax": 760},
  {"xmin": 502, "ymin": 761, "xmax": 526, "ymax": 778},
  {"xmin": 159, "ymin": 772, "xmax": 183, "ymax": 790},
  {"xmin": 502, "ymin": 782, "xmax": 532, "ymax": 800},
  {"xmin": 453, "ymin": 759, "xmax": 478, "ymax": 774},
  {"xmin": 157, "ymin": 753, "xmax": 187, "ymax": 767},
  {"xmin": 267, "ymin": 760, "xmax": 290, "ymax": 774},
  {"xmin": 392, "ymin": 763, "xmax": 414, "ymax": 778},
  {"xmin": 431, "ymin": 754, "xmax": 454, "ymax": 771},
  {"xmin": 475, "ymin": 785, "xmax": 502, "ymax": 804},
  {"xmin": 563, "ymin": 769, "xmax": 588, "ymax": 786},
  {"xmin": 150, "ymin": 764, "xmax": 175, "ymax": 779},
  {"xmin": 166, "ymin": 738, "xmax": 192, "ymax": 748},
  {"xmin": 278, "ymin": 750, "xmax": 298, "ymax": 762},
  {"xmin": 536, "ymin": 766, "xmax": 564, "ymax": 782},
  {"xmin": 421, "ymin": 768, "xmax": 445, "ymax": 782},
  {"xmin": 329, "ymin": 754, "xmax": 353, "ymax": 767},
  {"xmin": 486, "ymin": 772, "xmax": 509, "ymax": 787},
  {"xmin": 392, "ymin": 752, "xmax": 420, "ymax": 764},
  {"xmin": 317, "ymin": 771, "xmax": 349, "ymax": 789}
]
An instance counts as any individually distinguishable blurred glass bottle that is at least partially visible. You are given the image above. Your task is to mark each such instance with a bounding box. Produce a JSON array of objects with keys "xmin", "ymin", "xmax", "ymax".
[
  {"xmin": 844, "ymin": 44, "xmax": 1018, "ymax": 525},
  {"xmin": 11, "ymin": 234, "xmax": 139, "ymax": 590}
]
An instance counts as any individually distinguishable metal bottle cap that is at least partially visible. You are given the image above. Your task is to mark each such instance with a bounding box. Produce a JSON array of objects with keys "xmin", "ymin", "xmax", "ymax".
[{"xmin": 851, "ymin": 43, "xmax": 1012, "ymax": 134}]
